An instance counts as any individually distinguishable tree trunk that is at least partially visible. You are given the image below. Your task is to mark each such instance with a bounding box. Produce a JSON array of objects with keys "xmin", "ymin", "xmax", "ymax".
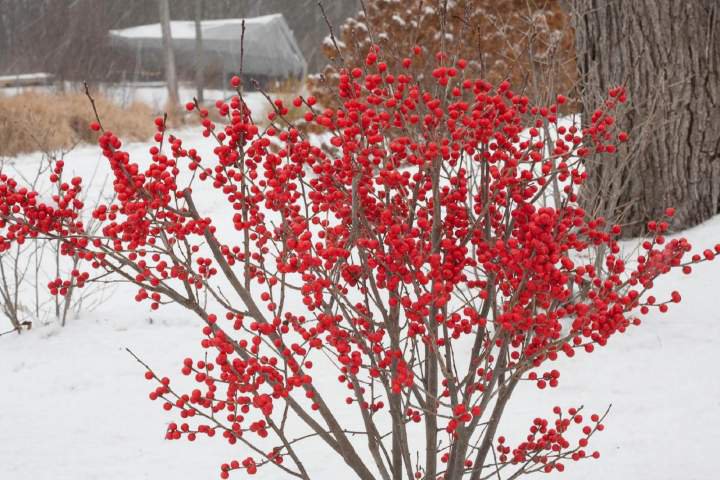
[
  {"xmin": 194, "ymin": 0, "xmax": 204, "ymax": 104},
  {"xmin": 158, "ymin": 0, "xmax": 179, "ymax": 110},
  {"xmin": 572, "ymin": 0, "xmax": 720, "ymax": 236}
]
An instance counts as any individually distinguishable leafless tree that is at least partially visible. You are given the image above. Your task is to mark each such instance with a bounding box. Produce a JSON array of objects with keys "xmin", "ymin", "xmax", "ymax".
[
  {"xmin": 158, "ymin": 0, "xmax": 179, "ymax": 109},
  {"xmin": 194, "ymin": 0, "xmax": 205, "ymax": 104}
]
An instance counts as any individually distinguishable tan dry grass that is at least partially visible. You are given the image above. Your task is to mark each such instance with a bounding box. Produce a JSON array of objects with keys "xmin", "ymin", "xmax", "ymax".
[{"xmin": 0, "ymin": 91, "xmax": 155, "ymax": 157}]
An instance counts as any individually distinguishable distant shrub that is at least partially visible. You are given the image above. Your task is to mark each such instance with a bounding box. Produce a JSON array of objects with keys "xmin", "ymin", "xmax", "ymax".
[
  {"xmin": 311, "ymin": 0, "xmax": 576, "ymax": 108},
  {"xmin": 0, "ymin": 91, "xmax": 154, "ymax": 157}
]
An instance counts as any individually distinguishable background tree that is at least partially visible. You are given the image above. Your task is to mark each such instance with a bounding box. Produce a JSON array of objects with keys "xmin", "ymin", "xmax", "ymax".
[
  {"xmin": 158, "ymin": 0, "xmax": 179, "ymax": 110},
  {"xmin": 194, "ymin": 0, "xmax": 205, "ymax": 104},
  {"xmin": 572, "ymin": 0, "xmax": 720, "ymax": 236}
]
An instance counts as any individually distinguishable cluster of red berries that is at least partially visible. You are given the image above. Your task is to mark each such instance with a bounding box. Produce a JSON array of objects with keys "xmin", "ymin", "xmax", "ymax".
[{"xmin": 496, "ymin": 406, "xmax": 605, "ymax": 472}]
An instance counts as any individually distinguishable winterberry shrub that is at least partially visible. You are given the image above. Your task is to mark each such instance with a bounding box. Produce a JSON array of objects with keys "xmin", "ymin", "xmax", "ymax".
[{"xmin": 0, "ymin": 47, "xmax": 717, "ymax": 479}]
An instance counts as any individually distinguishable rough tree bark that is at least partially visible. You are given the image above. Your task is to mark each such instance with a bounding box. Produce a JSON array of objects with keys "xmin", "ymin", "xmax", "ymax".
[
  {"xmin": 158, "ymin": 0, "xmax": 179, "ymax": 110},
  {"xmin": 572, "ymin": 0, "xmax": 720, "ymax": 236}
]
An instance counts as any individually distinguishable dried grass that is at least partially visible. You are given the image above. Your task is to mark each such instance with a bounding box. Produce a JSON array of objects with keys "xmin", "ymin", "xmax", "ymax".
[{"xmin": 0, "ymin": 91, "xmax": 155, "ymax": 157}]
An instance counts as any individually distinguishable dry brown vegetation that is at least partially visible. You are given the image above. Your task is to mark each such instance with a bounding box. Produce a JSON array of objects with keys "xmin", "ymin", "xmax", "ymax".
[
  {"xmin": 312, "ymin": 0, "xmax": 576, "ymax": 108},
  {"xmin": 0, "ymin": 91, "xmax": 155, "ymax": 157}
]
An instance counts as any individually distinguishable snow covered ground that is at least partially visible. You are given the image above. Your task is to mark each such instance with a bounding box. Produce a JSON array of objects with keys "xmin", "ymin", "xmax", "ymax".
[
  {"xmin": 101, "ymin": 83, "xmax": 270, "ymax": 115},
  {"xmin": 0, "ymin": 123, "xmax": 719, "ymax": 480},
  {"xmin": 0, "ymin": 82, "xmax": 271, "ymax": 116}
]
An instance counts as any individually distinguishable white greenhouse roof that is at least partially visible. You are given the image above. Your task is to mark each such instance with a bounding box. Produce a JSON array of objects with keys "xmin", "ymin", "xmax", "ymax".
[{"xmin": 109, "ymin": 14, "xmax": 306, "ymax": 78}]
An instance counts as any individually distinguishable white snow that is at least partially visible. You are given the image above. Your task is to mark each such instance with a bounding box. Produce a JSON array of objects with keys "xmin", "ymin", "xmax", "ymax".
[
  {"xmin": 391, "ymin": 14, "xmax": 407, "ymax": 27},
  {"xmin": 0, "ymin": 116, "xmax": 718, "ymax": 479},
  {"xmin": 0, "ymin": 72, "xmax": 53, "ymax": 82},
  {"xmin": 102, "ymin": 83, "xmax": 268, "ymax": 114},
  {"xmin": 0, "ymin": 72, "xmax": 54, "ymax": 88}
]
